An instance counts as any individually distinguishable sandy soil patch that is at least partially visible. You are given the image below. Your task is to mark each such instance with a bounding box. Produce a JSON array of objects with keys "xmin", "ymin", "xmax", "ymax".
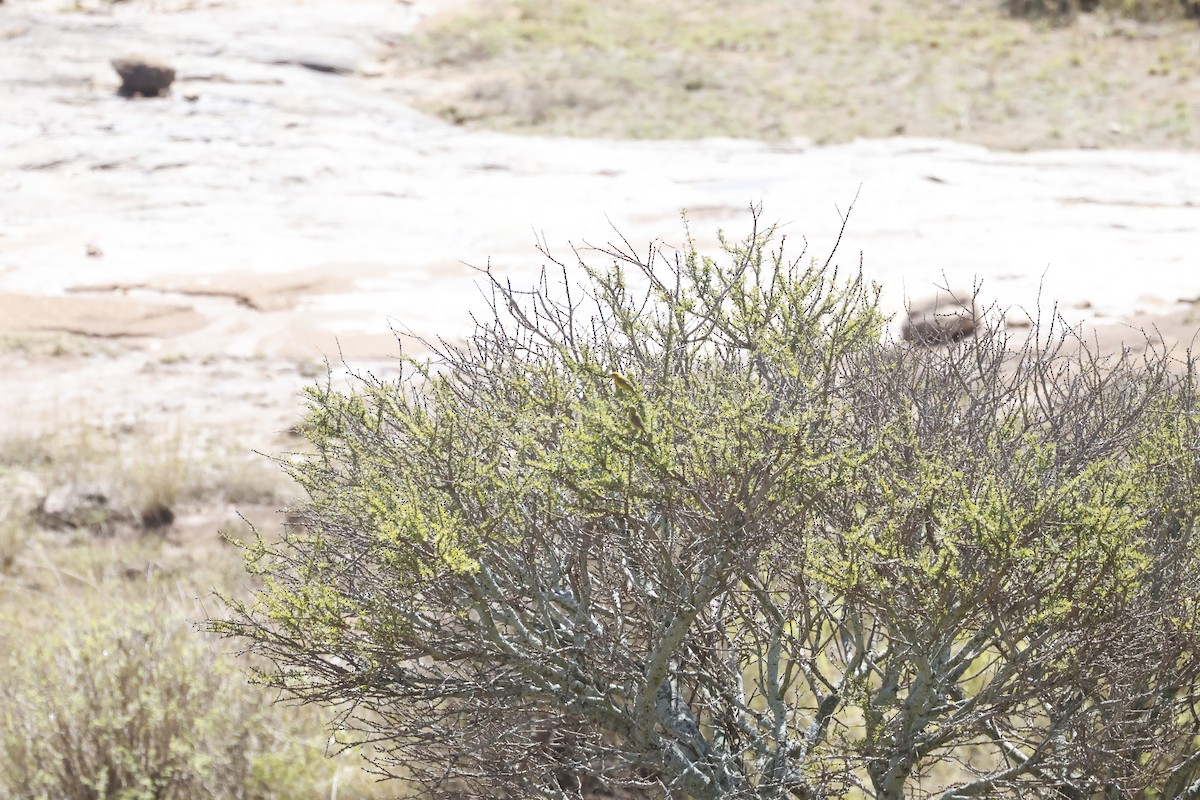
[
  {"xmin": 67, "ymin": 266, "xmax": 366, "ymax": 312},
  {"xmin": 0, "ymin": 293, "xmax": 206, "ymax": 338}
]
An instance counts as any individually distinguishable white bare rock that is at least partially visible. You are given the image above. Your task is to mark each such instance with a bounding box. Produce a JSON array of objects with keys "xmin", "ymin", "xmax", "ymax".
[
  {"xmin": 0, "ymin": 0, "xmax": 1198, "ymax": 455},
  {"xmin": 39, "ymin": 481, "xmax": 133, "ymax": 535},
  {"xmin": 902, "ymin": 289, "xmax": 978, "ymax": 345}
]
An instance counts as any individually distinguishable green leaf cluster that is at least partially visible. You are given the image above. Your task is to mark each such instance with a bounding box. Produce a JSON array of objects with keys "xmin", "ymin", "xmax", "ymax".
[{"xmin": 212, "ymin": 208, "xmax": 1200, "ymax": 799}]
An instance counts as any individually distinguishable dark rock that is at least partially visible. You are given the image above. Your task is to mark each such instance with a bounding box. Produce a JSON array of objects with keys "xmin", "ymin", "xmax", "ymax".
[
  {"xmin": 139, "ymin": 501, "xmax": 175, "ymax": 530},
  {"xmin": 268, "ymin": 53, "xmax": 356, "ymax": 75},
  {"xmin": 293, "ymin": 57, "xmax": 355, "ymax": 75},
  {"xmin": 39, "ymin": 481, "xmax": 132, "ymax": 535},
  {"xmin": 902, "ymin": 289, "xmax": 978, "ymax": 345},
  {"xmin": 112, "ymin": 55, "xmax": 176, "ymax": 98}
]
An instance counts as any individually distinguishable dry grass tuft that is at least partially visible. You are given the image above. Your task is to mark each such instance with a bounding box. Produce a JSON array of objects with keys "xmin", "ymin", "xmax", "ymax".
[
  {"xmin": 0, "ymin": 418, "xmax": 296, "ymax": 535},
  {"xmin": 0, "ymin": 589, "xmax": 401, "ymax": 800}
]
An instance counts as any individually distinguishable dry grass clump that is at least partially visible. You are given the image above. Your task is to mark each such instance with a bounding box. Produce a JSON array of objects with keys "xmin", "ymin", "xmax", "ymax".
[
  {"xmin": 0, "ymin": 505, "xmax": 30, "ymax": 574},
  {"xmin": 0, "ymin": 598, "xmax": 263, "ymax": 799},
  {"xmin": 0, "ymin": 591, "xmax": 397, "ymax": 800},
  {"xmin": 0, "ymin": 333, "xmax": 120, "ymax": 360},
  {"xmin": 0, "ymin": 410, "xmax": 397, "ymax": 798},
  {"xmin": 0, "ymin": 418, "xmax": 295, "ymax": 537},
  {"xmin": 0, "ymin": 472, "xmax": 47, "ymax": 573},
  {"xmin": 394, "ymin": 0, "xmax": 1200, "ymax": 150}
]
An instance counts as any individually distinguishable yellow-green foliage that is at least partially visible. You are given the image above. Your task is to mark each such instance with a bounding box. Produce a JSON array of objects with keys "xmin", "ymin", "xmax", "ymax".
[
  {"xmin": 270, "ymin": 217, "xmax": 884, "ymax": 598},
  {"xmin": 213, "ymin": 211, "xmax": 1200, "ymax": 797},
  {"xmin": 821, "ymin": 432, "xmax": 1152, "ymax": 606}
]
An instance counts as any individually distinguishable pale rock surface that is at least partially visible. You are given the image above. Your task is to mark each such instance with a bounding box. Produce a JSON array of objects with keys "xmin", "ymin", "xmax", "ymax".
[
  {"xmin": 39, "ymin": 481, "xmax": 132, "ymax": 535},
  {"xmin": 0, "ymin": 0, "xmax": 1197, "ymax": 447}
]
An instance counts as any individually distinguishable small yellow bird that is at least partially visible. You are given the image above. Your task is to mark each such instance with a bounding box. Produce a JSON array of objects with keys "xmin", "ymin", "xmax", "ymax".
[
  {"xmin": 628, "ymin": 407, "xmax": 647, "ymax": 434},
  {"xmin": 610, "ymin": 371, "xmax": 637, "ymax": 394}
]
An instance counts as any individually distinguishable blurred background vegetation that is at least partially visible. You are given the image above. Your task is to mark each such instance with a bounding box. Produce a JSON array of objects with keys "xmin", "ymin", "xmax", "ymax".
[
  {"xmin": 0, "ymin": 415, "xmax": 398, "ymax": 797},
  {"xmin": 393, "ymin": 0, "xmax": 1200, "ymax": 149}
]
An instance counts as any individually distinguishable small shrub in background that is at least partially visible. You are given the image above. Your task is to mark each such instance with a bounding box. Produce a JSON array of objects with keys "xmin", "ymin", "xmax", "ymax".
[
  {"xmin": 1005, "ymin": 0, "xmax": 1200, "ymax": 20},
  {"xmin": 0, "ymin": 599, "xmax": 252, "ymax": 799},
  {"xmin": 0, "ymin": 595, "xmax": 375, "ymax": 800}
]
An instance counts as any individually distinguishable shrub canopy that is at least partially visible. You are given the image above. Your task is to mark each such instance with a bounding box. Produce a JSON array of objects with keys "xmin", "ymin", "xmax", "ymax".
[{"xmin": 213, "ymin": 208, "xmax": 1200, "ymax": 799}]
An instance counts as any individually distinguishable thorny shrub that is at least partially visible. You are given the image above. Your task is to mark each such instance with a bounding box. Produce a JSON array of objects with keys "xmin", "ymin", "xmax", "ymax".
[{"xmin": 213, "ymin": 207, "xmax": 1200, "ymax": 799}]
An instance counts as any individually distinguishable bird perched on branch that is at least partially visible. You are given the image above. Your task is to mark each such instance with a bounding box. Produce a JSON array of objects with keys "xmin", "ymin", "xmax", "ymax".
[
  {"xmin": 610, "ymin": 371, "xmax": 637, "ymax": 395},
  {"xmin": 628, "ymin": 407, "xmax": 647, "ymax": 434}
]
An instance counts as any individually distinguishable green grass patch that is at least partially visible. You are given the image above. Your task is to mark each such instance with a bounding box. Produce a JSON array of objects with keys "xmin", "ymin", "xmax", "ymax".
[{"xmin": 394, "ymin": 0, "xmax": 1200, "ymax": 150}]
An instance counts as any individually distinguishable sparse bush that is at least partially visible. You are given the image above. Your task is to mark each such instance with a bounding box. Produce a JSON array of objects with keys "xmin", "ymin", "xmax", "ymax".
[
  {"xmin": 213, "ymin": 208, "xmax": 1200, "ymax": 798},
  {"xmin": 0, "ymin": 597, "xmax": 364, "ymax": 800},
  {"xmin": 0, "ymin": 600, "xmax": 251, "ymax": 798}
]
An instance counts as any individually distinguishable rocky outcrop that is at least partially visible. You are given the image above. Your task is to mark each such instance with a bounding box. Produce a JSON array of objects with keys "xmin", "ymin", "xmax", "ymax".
[
  {"xmin": 112, "ymin": 54, "xmax": 176, "ymax": 98},
  {"xmin": 38, "ymin": 481, "xmax": 133, "ymax": 536}
]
